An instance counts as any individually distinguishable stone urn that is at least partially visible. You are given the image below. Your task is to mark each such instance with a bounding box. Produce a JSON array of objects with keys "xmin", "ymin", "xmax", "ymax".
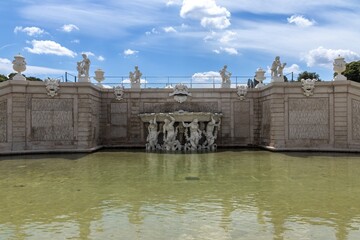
[
  {"xmin": 94, "ymin": 69, "xmax": 105, "ymax": 87},
  {"xmin": 12, "ymin": 54, "xmax": 26, "ymax": 81},
  {"xmin": 255, "ymin": 68, "xmax": 266, "ymax": 88},
  {"xmin": 333, "ymin": 55, "xmax": 347, "ymax": 81}
]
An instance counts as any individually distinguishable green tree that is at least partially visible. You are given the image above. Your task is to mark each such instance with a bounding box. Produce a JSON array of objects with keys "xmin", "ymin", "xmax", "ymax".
[
  {"xmin": 7, "ymin": 73, "xmax": 43, "ymax": 81},
  {"xmin": 342, "ymin": 61, "xmax": 360, "ymax": 82},
  {"xmin": 0, "ymin": 74, "xmax": 8, "ymax": 82},
  {"xmin": 297, "ymin": 71, "xmax": 320, "ymax": 81},
  {"xmin": 27, "ymin": 76, "xmax": 43, "ymax": 81}
]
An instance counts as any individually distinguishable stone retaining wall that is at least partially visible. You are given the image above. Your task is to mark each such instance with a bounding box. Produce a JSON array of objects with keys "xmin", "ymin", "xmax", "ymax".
[{"xmin": 1, "ymin": 80, "xmax": 360, "ymax": 154}]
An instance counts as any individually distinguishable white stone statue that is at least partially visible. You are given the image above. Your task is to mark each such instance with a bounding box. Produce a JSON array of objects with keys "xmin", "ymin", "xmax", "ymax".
[
  {"xmin": 129, "ymin": 66, "xmax": 142, "ymax": 88},
  {"xmin": 219, "ymin": 65, "xmax": 231, "ymax": 88},
  {"xmin": 270, "ymin": 56, "xmax": 285, "ymax": 82},
  {"xmin": 163, "ymin": 115, "xmax": 180, "ymax": 151},
  {"xmin": 271, "ymin": 56, "xmax": 281, "ymax": 78},
  {"xmin": 203, "ymin": 116, "xmax": 221, "ymax": 150},
  {"xmin": 146, "ymin": 116, "xmax": 159, "ymax": 150},
  {"xmin": 77, "ymin": 53, "xmax": 91, "ymax": 82},
  {"xmin": 183, "ymin": 118, "xmax": 202, "ymax": 151},
  {"xmin": 12, "ymin": 54, "xmax": 26, "ymax": 81}
]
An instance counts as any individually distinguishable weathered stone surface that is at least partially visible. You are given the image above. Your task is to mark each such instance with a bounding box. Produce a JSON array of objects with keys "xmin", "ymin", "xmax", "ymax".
[
  {"xmin": 0, "ymin": 100, "xmax": 6, "ymax": 142},
  {"xmin": 352, "ymin": 99, "xmax": 360, "ymax": 140},
  {"xmin": 143, "ymin": 102, "xmax": 219, "ymax": 113},
  {"xmin": 31, "ymin": 99, "xmax": 74, "ymax": 141},
  {"xmin": 288, "ymin": 98, "xmax": 329, "ymax": 140},
  {"xmin": 234, "ymin": 101, "xmax": 250, "ymax": 138}
]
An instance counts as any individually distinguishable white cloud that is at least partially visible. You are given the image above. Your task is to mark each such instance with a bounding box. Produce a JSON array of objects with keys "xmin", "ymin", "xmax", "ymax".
[
  {"xmin": 303, "ymin": 46, "xmax": 360, "ymax": 67},
  {"xmin": 81, "ymin": 51, "xmax": 95, "ymax": 57},
  {"xmin": 192, "ymin": 71, "xmax": 222, "ymax": 87},
  {"xmin": 223, "ymin": 47, "xmax": 238, "ymax": 55},
  {"xmin": 213, "ymin": 47, "xmax": 238, "ymax": 55},
  {"xmin": 0, "ymin": 58, "xmax": 11, "ymax": 65},
  {"xmin": 14, "ymin": 26, "xmax": 45, "ymax": 36},
  {"xmin": 163, "ymin": 26, "xmax": 177, "ymax": 33},
  {"xmin": 25, "ymin": 40, "xmax": 77, "ymax": 57},
  {"xmin": 0, "ymin": 57, "xmax": 67, "ymax": 76},
  {"xmin": 219, "ymin": 30, "xmax": 237, "ymax": 43},
  {"xmin": 201, "ymin": 16, "xmax": 230, "ymax": 29},
  {"xmin": 124, "ymin": 49, "xmax": 138, "ymax": 56},
  {"xmin": 166, "ymin": 0, "xmax": 181, "ymax": 6},
  {"xmin": 71, "ymin": 39, "xmax": 80, "ymax": 44},
  {"xmin": 61, "ymin": 24, "xmax": 79, "ymax": 32},
  {"xmin": 180, "ymin": 0, "xmax": 231, "ymax": 29},
  {"xmin": 146, "ymin": 28, "xmax": 159, "ymax": 35},
  {"xmin": 81, "ymin": 52, "xmax": 105, "ymax": 61},
  {"xmin": 122, "ymin": 78, "xmax": 147, "ymax": 84},
  {"xmin": 192, "ymin": 71, "xmax": 221, "ymax": 82},
  {"xmin": 287, "ymin": 15, "xmax": 315, "ymax": 27},
  {"xmin": 284, "ymin": 64, "xmax": 301, "ymax": 74}
]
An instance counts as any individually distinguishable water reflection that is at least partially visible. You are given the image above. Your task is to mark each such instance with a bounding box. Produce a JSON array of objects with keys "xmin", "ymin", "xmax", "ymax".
[{"xmin": 1, "ymin": 150, "xmax": 360, "ymax": 239}]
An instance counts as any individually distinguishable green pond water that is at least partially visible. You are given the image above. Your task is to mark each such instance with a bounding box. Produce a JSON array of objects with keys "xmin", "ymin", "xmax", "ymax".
[{"xmin": 1, "ymin": 150, "xmax": 360, "ymax": 240}]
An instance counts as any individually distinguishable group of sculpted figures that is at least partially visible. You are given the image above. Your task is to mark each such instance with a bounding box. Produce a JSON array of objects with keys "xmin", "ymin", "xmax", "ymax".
[
  {"xmin": 77, "ymin": 53, "xmax": 91, "ymax": 80},
  {"xmin": 271, "ymin": 56, "xmax": 286, "ymax": 79},
  {"xmin": 146, "ymin": 115, "xmax": 221, "ymax": 151}
]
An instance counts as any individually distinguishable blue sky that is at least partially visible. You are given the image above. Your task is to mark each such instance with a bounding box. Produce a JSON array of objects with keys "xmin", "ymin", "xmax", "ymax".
[{"xmin": 1, "ymin": 0, "xmax": 360, "ymax": 84}]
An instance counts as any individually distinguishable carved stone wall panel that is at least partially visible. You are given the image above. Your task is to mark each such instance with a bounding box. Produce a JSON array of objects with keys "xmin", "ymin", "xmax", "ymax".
[
  {"xmin": 0, "ymin": 100, "xmax": 7, "ymax": 142},
  {"xmin": 352, "ymin": 99, "xmax": 360, "ymax": 140},
  {"xmin": 288, "ymin": 98, "xmax": 329, "ymax": 140},
  {"xmin": 31, "ymin": 99, "xmax": 74, "ymax": 141},
  {"xmin": 110, "ymin": 102, "xmax": 128, "ymax": 138},
  {"xmin": 32, "ymin": 99, "xmax": 73, "ymax": 111},
  {"xmin": 111, "ymin": 102, "xmax": 127, "ymax": 114},
  {"xmin": 234, "ymin": 101, "xmax": 250, "ymax": 138},
  {"xmin": 143, "ymin": 102, "xmax": 219, "ymax": 113},
  {"xmin": 260, "ymin": 100, "xmax": 271, "ymax": 140}
]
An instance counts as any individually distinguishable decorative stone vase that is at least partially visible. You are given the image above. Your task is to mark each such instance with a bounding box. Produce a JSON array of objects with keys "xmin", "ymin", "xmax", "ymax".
[
  {"xmin": 94, "ymin": 69, "xmax": 105, "ymax": 87},
  {"xmin": 333, "ymin": 56, "xmax": 347, "ymax": 81},
  {"xmin": 255, "ymin": 68, "xmax": 266, "ymax": 88},
  {"xmin": 12, "ymin": 54, "xmax": 26, "ymax": 81}
]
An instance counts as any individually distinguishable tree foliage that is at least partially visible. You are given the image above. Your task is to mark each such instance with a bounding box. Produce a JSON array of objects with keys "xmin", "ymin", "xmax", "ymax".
[
  {"xmin": 5, "ymin": 73, "xmax": 43, "ymax": 81},
  {"xmin": 343, "ymin": 61, "xmax": 360, "ymax": 82},
  {"xmin": 0, "ymin": 74, "xmax": 8, "ymax": 82},
  {"xmin": 297, "ymin": 71, "xmax": 320, "ymax": 81}
]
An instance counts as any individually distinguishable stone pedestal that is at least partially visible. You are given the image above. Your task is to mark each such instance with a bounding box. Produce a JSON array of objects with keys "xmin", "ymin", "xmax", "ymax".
[
  {"xmin": 334, "ymin": 74, "xmax": 347, "ymax": 81},
  {"xmin": 221, "ymin": 82, "xmax": 231, "ymax": 88},
  {"xmin": 131, "ymin": 82, "xmax": 141, "ymax": 89},
  {"xmin": 12, "ymin": 73, "xmax": 26, "ymax": 81},
  {"xmin": 78, "ymin": 76, "xmax": 90, "ymax": 83},
  {"xmin": 271, "ymin": 76, "xmax": 284, "ymax": 83}
]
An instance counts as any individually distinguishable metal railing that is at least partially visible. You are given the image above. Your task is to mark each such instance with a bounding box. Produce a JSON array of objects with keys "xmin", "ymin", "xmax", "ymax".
[{"xmin": 63, "ymin": 72, "xmax": 295, "ymax": 88}]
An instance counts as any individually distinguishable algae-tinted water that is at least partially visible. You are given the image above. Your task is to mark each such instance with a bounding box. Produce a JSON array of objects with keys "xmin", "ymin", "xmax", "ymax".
[{"xmin": 1, "ymin": 150, "xmax": 360, "ymax": 240}]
